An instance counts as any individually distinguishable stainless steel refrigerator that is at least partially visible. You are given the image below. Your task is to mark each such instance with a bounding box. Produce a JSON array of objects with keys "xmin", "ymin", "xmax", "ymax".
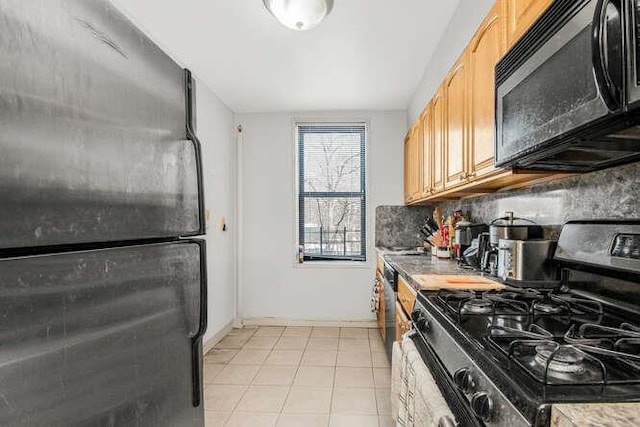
[{"xmin": 0, "ymin": 0, "xmax": 207, "ymax": 425}]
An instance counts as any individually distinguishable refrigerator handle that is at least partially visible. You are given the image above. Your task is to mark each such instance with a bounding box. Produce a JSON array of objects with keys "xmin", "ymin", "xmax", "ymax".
[
  {"xmin": 184, "ymin": 68, "xmax": 207, "ymax": 235},
  {"xmin": 190, "ymin": 240, "xmax": 208, "ymax": 407}
]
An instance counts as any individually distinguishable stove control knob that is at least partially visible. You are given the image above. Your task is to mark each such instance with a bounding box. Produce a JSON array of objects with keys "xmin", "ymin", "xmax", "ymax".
[
  {"xmin": 411, "ymin": 309, "xmax": 422, "ymax": 322},
  {"xmin": 453, "ymin": 368, "xmax": 475, "ymax": 394},
  {"xmin": 471, "ymin": 392, "xmax": 494, "ymax": 422},
  {"xmin": 415, "ymin": 315, "xmax": 429, "ymax": 332}
]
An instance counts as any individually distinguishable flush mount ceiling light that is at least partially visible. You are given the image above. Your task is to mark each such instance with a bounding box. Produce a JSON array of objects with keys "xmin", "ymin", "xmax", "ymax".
[{"xmin": 263, "ymin": 0, "xmax": 334, "ymax": 31}]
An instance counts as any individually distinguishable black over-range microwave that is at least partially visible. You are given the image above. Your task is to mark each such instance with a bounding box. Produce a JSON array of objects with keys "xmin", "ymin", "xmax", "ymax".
[{"xmin": 495, "ymin": 0, "xmax": 640, "ymax": 171}]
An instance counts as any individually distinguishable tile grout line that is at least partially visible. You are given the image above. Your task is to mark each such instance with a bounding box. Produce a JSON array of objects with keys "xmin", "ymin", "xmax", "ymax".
[
  {"xmin": 221, "ymin": 327, "xmax": 281, "ymax": 426},
  {"xmin": 276, "ymin": 327, "xmax": 310, "ymax": 425},
  {"xmin": 207, "ymin": 327, "xmax": 386, "ymax": 426}
]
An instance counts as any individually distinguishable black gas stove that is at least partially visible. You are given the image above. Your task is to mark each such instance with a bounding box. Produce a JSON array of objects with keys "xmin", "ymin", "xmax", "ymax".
[{"xmin": 409, "ymin": 221, "xmax": 640, "ymax": 426}]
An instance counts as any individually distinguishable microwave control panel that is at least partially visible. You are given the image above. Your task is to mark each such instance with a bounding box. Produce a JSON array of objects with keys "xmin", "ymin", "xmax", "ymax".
[{"xmin": 611, "ymin": 234, "xmax": 640, "ymax": 259}]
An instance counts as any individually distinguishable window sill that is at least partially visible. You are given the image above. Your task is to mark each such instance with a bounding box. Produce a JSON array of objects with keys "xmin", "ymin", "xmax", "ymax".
[{"xmin": 293, "ymin": 260, "xmax": 371, "ymax": 269}]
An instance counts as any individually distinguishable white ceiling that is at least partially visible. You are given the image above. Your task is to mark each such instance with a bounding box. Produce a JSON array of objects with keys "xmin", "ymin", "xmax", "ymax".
[{"xmin": 110, "ymin": 0, "xmax": 460, "ymax": 113}]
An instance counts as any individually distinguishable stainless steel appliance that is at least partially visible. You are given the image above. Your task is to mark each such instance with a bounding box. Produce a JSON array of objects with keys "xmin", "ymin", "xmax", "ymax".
[
  {"xmin": 497, "ymin": 239, "xmax": 558, "ymax": 286},
  {"xmin": 455, "ymin": 222, "xmax": 489, "ymax": 261},
  {"xmin": 383, "ymin": 260, "xmax": 397, "ymax": 360},
  {"xmin": 407, "ymin": 220, "xmax": 640, "ymax": 426},
  {"xmin": 496, "ymin": 0, "xmax": 640, "ymax": 172},
  {"xmin": 0, "ymin": 1, "xmax": 207, "ymax": 425},
  {"xmin": 489, "ymin": 213, "xmax": 543, "ymax": 246},
  {"xmin": 480, "ymin": 213, "xmax": 543, "ymax": 274},
  {"xmin": 476, "ymin": 232, "xmax": 492, "ymax": 270}
]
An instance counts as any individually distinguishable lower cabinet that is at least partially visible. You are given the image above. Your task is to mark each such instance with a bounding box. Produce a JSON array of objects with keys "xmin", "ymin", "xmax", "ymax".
[
  {"xmin": 396, "ymin": 301, "xmax": 411, "ymax": 342},
  {"xmin": 396, "ymin": 276, "xmax": 417, "ymax": 341}
]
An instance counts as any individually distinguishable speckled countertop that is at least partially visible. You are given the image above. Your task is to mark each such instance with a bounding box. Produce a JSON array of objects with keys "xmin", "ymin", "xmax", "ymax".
[
  {"xmin": 376, "ymin": 248, "xmax": 496, "ymax": 291},
  {"xmin": 551, "ymin": 403, "xmax": 640, "ymax": 426}
]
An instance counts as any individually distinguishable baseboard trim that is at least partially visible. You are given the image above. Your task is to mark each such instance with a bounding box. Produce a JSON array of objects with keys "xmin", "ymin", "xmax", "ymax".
[
  {"xmin": 241, "ymin": 317, "xmax": 378, "ymax": 328},
  {"xmin": 202, "ymin": 319, "xmax": 234, "ymax": 355}
]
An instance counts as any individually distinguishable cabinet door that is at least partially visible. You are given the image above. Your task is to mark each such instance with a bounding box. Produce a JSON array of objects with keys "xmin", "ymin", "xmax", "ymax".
[
  {"xmin": 421, "ymin": 104, "xmax": 433, "ymax": 197},
  {"xmin": 376, "ymin": 255, "xmax": 384, "ymax": 275},
  {"xmin": 395, "ymin": 302, "xmax": 410, "ymax": 342},
  {"xmin": 431, "ymin": 85, "xmax": 445, "ymax": 192},
  {"xmin": 506, "ymin": 0, "xmax": 553, "ymax": 47},
  {"xmin": 403, "ymin": 134, "xmax": 411, "ymax": 203},
  {"xmin": 444, "ymin": 52, "xmax": 468, "ymax": 189},
  {"xmin": 398, "ymin": 275, "xmax": 417, "ymax": 315},
  {"xmin": 404, "ymin": 124, "xmax": 422, "ymax": 204},
  {"xmin": 469, "ymin": 1, "xmax": 506, "ymax": 180},
  {"xmin": 411, "ymin": 121, "xmax": 422, "ymax": 201}
]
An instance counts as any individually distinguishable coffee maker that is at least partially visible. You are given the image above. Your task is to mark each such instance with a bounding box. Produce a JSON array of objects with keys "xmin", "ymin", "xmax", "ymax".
[
  {"xmin": 455, "ymin": 222, "xmax": 488, "ymax": 263},
  {"xmin": 479, "ymin": 212, "xmax": 544, "ymax": 276}
]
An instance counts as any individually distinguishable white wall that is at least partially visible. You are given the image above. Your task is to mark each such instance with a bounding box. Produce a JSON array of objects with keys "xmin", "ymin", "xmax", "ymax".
[
  {"xmin": 237, "ymin": 111, "xmax": 405, "ymax": 321},
  {"xmin": 195, "ymin": 78, "xmax": 237, "ymax": 342},
  {"xmin": 407, "ymin": 0, "xmax": 494, "ymax": 126}
]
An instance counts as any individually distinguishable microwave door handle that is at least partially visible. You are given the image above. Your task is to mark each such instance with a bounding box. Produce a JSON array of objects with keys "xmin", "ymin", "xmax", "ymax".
[{"xmin": 592, "ymin": 0, "xmax": 623, "ymax": 111}]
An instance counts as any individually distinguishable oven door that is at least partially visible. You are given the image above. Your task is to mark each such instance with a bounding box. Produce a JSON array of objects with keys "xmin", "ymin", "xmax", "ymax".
[
  {"xmin": 496, "ymin": 0, "xmax": 623, "ymax": 168},
  {"xmin": 409, "ymin": 333, "xmax": 483, "ymax": 427}
]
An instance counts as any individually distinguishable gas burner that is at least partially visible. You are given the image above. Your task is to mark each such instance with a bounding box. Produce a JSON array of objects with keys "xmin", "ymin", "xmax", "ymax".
[
  {"xmin": 505, "ymin": 288, "xmax": 545, "ymax": 300},
  {"xmin": 533, "ymin": 343, "xmax": 586, "ymax": 374},
  {"xmin": 461, "ymin": 298, "xmax": 494, "ymax": 314},
  {"xmin": 532, "ymin": 300, "xmax": 565, "ymax": 314}
]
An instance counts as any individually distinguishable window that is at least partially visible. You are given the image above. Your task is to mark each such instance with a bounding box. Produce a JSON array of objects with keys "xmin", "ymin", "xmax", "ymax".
[{"xmin": 297, "ymin": 122, "xmax": 367, "ymax": 261}]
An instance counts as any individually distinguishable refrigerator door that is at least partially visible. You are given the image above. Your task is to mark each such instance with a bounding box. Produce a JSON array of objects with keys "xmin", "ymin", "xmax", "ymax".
[
  {"xmin": 0, "ymin": 240, "xmax": 207, "ymax": 427},
  {"xmin": 0, "ymin": 0, "xmax": 204, "ymax": 249}
]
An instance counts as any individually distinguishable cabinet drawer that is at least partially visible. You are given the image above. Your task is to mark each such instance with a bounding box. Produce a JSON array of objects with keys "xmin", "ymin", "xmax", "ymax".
[
  {"xmin": 376, "ymin": 255, "xmax": 384, "ymax": 275},
  {"xmin": 398, "ymin": 275, "xmax": 416, "ymax": 315},
  {"xmin": 395, "ymin": 301, "xmax": 411, "ymax": 342}
]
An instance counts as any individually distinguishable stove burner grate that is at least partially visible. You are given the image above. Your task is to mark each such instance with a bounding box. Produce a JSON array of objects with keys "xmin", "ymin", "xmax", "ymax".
[
  {"xmin": 532, "ymin": 300, "xmax": 565, "ymax": 314},
  {"xmin": 533, "ymin": 342, "xmax": 586, "ymax": 374},
  {"xmin": 461, "ymin": 298, "xmax": 494, "ymax": 314},
  {"xmin": 485, "ymin": 321, "xmax": 640, "ymax": 385}
]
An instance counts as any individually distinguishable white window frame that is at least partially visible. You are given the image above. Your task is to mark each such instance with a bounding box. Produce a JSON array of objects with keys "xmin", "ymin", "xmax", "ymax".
[{"xmin": 292, "ymin": 118, "xmax": 369, "ymax": 264}]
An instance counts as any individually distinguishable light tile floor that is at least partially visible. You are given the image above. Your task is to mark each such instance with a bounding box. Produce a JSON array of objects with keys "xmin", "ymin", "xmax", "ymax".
[{"xmin": 204, "ymin": 326, "xmax": 393, "ymax": 427}]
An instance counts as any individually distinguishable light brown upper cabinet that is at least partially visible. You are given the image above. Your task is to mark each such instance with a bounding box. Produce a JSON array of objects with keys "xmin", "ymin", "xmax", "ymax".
[
  {"xmin": 411, "ymin": 121, "xmax": 422, "ymax": 201},
  {"xmin": 468, "ymin": 0, "xmax": 507, "ymax": 180},
  {"xmin": 403, "ymin": 132, "xmax": 411, "ymax": 203},
  {"xmin": 402, "ymin": 0, "xmax": 564, "ymax": 205},
  {"xmin": 444, "ymin": 50, "xmax": 469, "ymax": 189},
  {"xmin": 431, "ymin": 85, "xmax": 445, "ymax": 193},
  {"xmin": 421, "ymin": 103, "xmax": 433, "ymax": 198},
  {"xmin": 506, "ymin": 0, "xmax": 553, "ymax": 47},
  {"xmin": 403, "ymin": 123, "xmax": 422, "ymax": 204}
]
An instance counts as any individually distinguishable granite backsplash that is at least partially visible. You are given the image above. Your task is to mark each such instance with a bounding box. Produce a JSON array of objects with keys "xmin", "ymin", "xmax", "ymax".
[
  {"xmin": 375, "ymin": 162, "xmax": 638, "ymax": 248},
  {"xmin": 438, "ymin": 161, "xmax": 639, "ymax": 226},
  {"xmin": 375, "ymin": 205, "xmax": 434, "ymax": 248}
]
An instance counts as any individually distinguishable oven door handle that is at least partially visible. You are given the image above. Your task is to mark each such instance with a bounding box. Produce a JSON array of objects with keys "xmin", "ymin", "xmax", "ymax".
[{"xmin": 592, "ymin": 0, "xmax": 623, "ymax": 111}]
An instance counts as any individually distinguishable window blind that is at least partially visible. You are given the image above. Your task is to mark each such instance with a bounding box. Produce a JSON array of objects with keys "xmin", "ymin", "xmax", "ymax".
[{"xmin": 297, "ymin": 123, "xmax": 367, "ymax": 261}]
